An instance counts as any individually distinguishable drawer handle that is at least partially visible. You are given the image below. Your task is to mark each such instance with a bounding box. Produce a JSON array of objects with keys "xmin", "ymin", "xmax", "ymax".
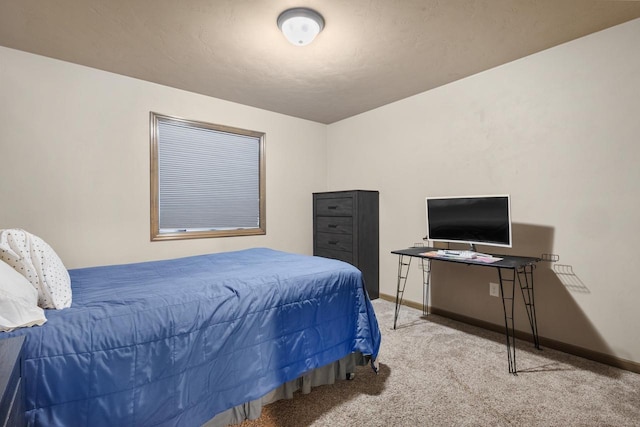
[
  {"xmin": 328, "ymin": 206, "xmax": 338, "ymax": 210},
  {"xmin": 328, "ymin": 241, "xmax": 338, "ymax": 245},
  {"xmin": 328, "ymin": 224, "xmax": 338, "ymax": 228}
]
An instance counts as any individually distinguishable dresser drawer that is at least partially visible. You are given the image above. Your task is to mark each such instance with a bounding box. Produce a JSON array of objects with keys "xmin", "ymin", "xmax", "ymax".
[
  {"xmin": 315, "ymin": 216, "xmax": 353, "ymax": 234},
  {"xmin": 315, "ymin": 197, "xmax": 353, "ymax": 216},
  {"xmin": 315, "ymin": 232, "xmax": 353, "ymax": 252},
  {"xmin": 315, "ymin": 248, "xmax": 354, "ymax": 264}
]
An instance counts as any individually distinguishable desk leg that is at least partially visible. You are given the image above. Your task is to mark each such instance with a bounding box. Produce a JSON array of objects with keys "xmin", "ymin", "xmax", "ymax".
[
  {"xmin": 393, "ymin": 255, "xmax": 412, "ymax": 329},
  {"xmin": 421, "ymin": 258, "xmax": 431, "ymax": 316},
  {"xmin": 517, "ymin": 265, "xmax": 540, "ymax": 349},
  {"xmin": 498, "ymin": 268, "xmax": 518, "ymax": 374}
]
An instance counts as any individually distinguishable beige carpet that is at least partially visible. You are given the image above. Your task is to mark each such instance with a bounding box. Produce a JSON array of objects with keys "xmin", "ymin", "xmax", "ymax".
[{"xmin": 239, "ymin": 299, "xmax": 640, "ymax": 426}]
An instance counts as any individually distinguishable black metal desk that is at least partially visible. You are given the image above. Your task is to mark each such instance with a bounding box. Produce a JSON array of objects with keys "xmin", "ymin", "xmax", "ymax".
[{"xmin": 391, "ymin": 247, "xmax": 541, "ymax": 374}]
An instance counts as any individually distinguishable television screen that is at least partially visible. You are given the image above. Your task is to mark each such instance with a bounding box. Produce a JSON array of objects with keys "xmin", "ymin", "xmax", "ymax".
[{"xmin": 425, "ymin": 195, "xmax": 512, "ymax": 248}]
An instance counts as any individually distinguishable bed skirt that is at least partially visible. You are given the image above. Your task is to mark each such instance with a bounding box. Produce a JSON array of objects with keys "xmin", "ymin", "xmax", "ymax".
[{"xmin": 203, "ymin": 352, "xmax": 368, "ymax": 427}]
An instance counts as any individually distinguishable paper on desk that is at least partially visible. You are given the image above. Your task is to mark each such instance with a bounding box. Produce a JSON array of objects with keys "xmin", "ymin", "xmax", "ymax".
[
  {"xmin": 420, "ymin": 251, "xmax": 503, "ymax": 263},
  {"xmin": 475, "ymin": 256, "xmax": 503, "ymax": 263}
]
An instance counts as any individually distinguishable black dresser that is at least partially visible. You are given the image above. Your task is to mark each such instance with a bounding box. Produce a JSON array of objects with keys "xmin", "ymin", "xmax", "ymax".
[
  {"xmin": 0, "ymin": 335, "xmax": 26, "ymax": 427},
  {"xmin": 313, "ymin": 190, "xmax": 379, "ymax": 299}
]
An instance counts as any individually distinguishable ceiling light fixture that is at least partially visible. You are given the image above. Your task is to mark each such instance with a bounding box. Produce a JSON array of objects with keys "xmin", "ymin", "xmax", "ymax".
[{"xmin": 277, "ymin": 8, "xmax": 324, "ymax": 46}]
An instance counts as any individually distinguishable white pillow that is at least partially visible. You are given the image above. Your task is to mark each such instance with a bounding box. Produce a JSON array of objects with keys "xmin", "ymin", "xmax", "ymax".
[
  {"xmin": 0, "ymin": 259, "xmax": 47, "ymax": 332},
  {"xmin": 0, "ymin": 229, "xmax": 72, "ymax": 309}
]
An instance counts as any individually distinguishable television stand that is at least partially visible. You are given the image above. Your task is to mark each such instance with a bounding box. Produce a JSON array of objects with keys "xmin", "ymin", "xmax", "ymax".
[{"xmin": 391, "ymin": 247, "xmax": 542, "ymax": 374}]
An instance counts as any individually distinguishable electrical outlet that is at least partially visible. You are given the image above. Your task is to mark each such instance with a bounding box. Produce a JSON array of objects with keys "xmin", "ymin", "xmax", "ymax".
[{"xmin": 489, "ymin": 282, "xmax": 500, "ymax": 297}]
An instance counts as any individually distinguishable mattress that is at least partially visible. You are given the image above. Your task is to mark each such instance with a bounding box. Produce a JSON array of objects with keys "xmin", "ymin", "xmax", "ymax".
[{"xmin": 4, "ymin": 248, "xmax": 381, "ymax": 426}]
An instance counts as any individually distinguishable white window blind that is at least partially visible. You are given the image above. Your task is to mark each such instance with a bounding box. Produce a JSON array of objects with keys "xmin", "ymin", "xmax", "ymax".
[{"xmin": 152, "ymin": 114, "xmax": 265, "ymax": 238}]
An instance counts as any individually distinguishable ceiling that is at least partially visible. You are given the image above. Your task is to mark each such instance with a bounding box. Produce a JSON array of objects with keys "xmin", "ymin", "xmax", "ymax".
[{"xmin": 2, "ymin": 1, "xmax": 640, "ymax": 124}]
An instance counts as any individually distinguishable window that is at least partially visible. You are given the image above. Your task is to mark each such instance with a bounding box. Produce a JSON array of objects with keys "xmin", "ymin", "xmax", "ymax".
[{"xmin": 150, "ymin": 112, "xmax": 266, "ymax": 240}]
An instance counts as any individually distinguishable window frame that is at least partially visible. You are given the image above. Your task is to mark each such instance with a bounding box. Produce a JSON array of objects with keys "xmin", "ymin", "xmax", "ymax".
[{"xmin": 150, "ymin": 112, "xmax": 266, "ymax": 241}]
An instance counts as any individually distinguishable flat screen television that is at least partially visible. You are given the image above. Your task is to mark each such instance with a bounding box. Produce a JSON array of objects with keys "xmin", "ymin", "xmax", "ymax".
[{"xmin": 425, "ymin": 195, "xmax": 512, "ymax": 250}]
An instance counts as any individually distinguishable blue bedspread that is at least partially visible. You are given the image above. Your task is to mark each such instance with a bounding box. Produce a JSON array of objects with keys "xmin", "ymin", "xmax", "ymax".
[{"xmin": 5, "ymin": 248, "xmax": 381, "ymax": 426}]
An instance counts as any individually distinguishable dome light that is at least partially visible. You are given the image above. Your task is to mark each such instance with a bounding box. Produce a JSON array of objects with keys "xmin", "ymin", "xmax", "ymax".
[{"xmin": 277, "ymin": 8, "xmax": 325, "ymax": 46}]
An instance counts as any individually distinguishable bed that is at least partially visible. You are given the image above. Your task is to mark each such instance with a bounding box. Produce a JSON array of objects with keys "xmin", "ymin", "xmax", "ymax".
[{"xmin": 3, "ymin": 247, "xmax": 381, "ymax": 426}]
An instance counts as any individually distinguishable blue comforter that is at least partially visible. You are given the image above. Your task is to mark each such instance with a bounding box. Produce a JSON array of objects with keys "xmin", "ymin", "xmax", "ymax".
[{"xmin": 5, "ymin": 248, "xmax": 381, "ymax": 426}]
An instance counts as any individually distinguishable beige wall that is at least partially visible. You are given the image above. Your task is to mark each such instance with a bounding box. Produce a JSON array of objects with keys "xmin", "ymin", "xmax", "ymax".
[
  {"xmin": 0, "ymin": 46, "xmax": 327, "ymax": 268},
  {"xmin": 326, "ymin": 19, "xmax": 640, "ymax": 364}
]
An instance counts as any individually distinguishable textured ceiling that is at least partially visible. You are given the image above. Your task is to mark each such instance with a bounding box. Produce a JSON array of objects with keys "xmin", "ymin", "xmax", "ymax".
[{"xmin": 1, "ymin": 0, "xmax": 640, "ymax": 123}]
